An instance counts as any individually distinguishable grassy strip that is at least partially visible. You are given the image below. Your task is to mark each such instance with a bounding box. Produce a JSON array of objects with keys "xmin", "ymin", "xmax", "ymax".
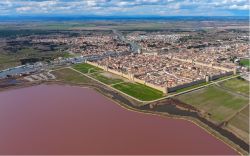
[
  {"xmin": 90, "ymin": 72, "xmax": 124, "ymax": 85},
  {"xmin": 73, "ymin": 63, "xmax": 102, "ymax": 74},
  {"xmin": 239, "ymin": 59, "xmax": 250, "ymax": 68},
  {"xmin": 113, "ymin": 82, "xmax": 164, "ymax": 101},
  {"xmin": 212, "ymin": 74, "xmax": 239, "ymax": 82}
]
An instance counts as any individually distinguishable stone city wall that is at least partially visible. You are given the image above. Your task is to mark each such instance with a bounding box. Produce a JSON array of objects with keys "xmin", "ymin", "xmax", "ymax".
[
  {"xmin": 167, "ymin": 79, "xmax": 206, "ymax": 92},
  {"xmin": 210, "ymin": 71, "xmax": 234, "ymax": 80},
  {"xmin": 87, "ymin": 61, "xmax": 168, "ymax": 93},
  {"xmin": 86, "ymin": 61, "xmax": 234, "ymax": 94},
  {"xmin": 172, "ymin": 57, "xmax": 236, "ymax": 73}
]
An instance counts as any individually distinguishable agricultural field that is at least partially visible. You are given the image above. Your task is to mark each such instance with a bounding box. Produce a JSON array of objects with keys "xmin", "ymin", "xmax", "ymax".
[
  {"xmin": 0, "ymin": 46, "xmax": 70, "ymax": 70},
  {"xmin": 113, "ymin": 82, "xmax": 164, "ymax": 101},
  {"xmin": 227, "ymin": 105, "xmax": 249, "ymax": 143},
  {"xmin": 220, "ymin": 77, "xmax": 249, "ymax": 96},
  {"xmin": 73, "ymin": 63, "xmax": 102, "ymax": 74},
  {"xmin": 0, "ymin": 54, "xmax": 20, "ymax": 70},
  {"xmin": 0, "ymin": 28, "xmax": 89, "ymax": 70},
  {"xmin": 175, "ymin": 85, "xmax": 249, "ymax": 123}
]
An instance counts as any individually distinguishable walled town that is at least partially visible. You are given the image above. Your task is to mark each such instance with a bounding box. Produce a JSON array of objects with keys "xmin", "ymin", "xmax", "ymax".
[
  {"xmin": 0, "ymin": 29, "xmax": 249, "ymax": 93},
  {"xmin": 89, "ymin": 30, "xmax": 249, "ymax": 93}
]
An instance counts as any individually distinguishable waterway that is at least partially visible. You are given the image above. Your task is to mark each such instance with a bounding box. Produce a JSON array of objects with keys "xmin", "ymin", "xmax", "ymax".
[{"xmin": 0, "ymin": 85, "xmax": 238, "ymax": 155}]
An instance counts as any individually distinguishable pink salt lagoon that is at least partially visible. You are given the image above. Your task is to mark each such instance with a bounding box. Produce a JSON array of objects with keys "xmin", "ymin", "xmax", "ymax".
[{"xmin": 0, "ymin": 85, "xmax": 238, "ymax": 155}]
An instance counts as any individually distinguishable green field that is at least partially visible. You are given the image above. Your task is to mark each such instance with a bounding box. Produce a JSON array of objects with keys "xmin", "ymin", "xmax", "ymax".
[
  {"xmin": 220, "ymin": 77, "xmax": 249, "ymax": 96},
  {"xmin": 176, "ymin": 86, "xmax": 249, "ymax": 123},
  {"xmin": 239, "ymin": 59, "xmax": 250, "ymax": 68},
  {"xmin": 227, "ymin": 105, "xmax": 249, "ymax": 143},
  {"xmin": 229, "ymin": 105, "xmax": 249, "ymax": 133},
  {"xmin": 72, "ymin": 63, "xmax": 163, "ymax": 101},
  {"xmin": 52, "ymin": 68, "xmax": 91, "ymax": 84},
  {"xmin": 90, "ymin": 72, "xmax": 124, "ymax": 85},
  {"xmin": 73, "ymin": 63, "xmax": 102, "ymax": 74},
  {"xmin": 62, "ymin": 53, "xmax": 75, "ymax": 58},
  {"xmin": 113, "ymin": 82, "xmax": 164, "ymax": 101}
]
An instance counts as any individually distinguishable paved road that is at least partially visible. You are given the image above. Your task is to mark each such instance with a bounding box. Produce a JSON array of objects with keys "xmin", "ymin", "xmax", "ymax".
[{"xmin": 112, "ymin": 29, "xmax": 140, "ymax": 53}]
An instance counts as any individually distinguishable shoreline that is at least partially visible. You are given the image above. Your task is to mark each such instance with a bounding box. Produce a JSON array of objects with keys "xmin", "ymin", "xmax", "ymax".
[{"xmin": 0, "ymin": 81, "xmax": 249, "ymax": 155}]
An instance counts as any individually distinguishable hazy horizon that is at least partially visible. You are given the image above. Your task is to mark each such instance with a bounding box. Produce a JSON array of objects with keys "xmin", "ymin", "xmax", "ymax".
[{"xmin": 0, "ymin": 15, "xmax": 249, "ymax": 22}]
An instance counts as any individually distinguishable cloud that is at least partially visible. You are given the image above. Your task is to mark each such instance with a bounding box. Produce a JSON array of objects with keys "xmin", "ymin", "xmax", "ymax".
[
  {"xmin": 229, "ymin": 4, "xmax": 250, "ymax": 10},
  {"xmin": 0, "ymin": 0, "xmax": 249, "ymax": 16},
  {"xmin": 16, "ymin": 6, "xmax": 32, "ymax": 12}
]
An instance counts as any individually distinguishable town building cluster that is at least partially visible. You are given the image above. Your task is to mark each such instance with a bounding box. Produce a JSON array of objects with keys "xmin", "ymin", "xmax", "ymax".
[
  {"xmin": 170, "ymin": 43, "xmax": 249, "ymax": 69},
  {"xmin": 91, "ymin": 30, "xmax": 249, "ymax": 92},
  {"xmin": 127, "ymin": 32, "xmax": 189, "ymax": 53},
  {"xmin": 2, "ymin": 29, "xmax": 247, "ymax": 92},
  {"xmin": 32, "ymin": 34, "xmax": 130, "ymax": 56},
  {"xmin": 96, "ymin": 54, "xmax": 231, "ymax": 88}
]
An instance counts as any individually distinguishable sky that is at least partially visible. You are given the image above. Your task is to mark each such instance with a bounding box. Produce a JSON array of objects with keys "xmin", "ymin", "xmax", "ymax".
[{"xmin": 0, "ymin": 0, "xmax": 249, "ymax": 16}]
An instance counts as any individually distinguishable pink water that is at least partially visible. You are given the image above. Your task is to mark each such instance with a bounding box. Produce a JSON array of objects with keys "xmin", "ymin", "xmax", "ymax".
[{"xmin": 0, "ymin": 85, "xmax": 238, "ymax": 155}]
